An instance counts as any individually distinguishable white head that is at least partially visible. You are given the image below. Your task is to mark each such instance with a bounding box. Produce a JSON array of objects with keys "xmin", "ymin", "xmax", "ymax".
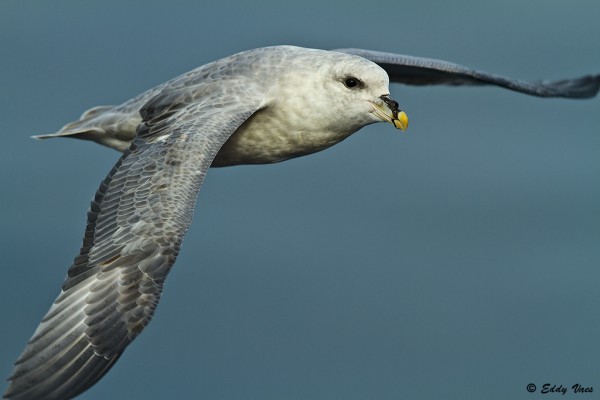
[
  {"xmin": 265, "ymin": 47, "xmax": 408, "ymax": 140},
  {"xmin": 323, "ymin": 51, "xmax": 408, "ymax": 132},
  {"xmin": 217, "ymin": 46, "xmax": 409, "ymax": 166}
]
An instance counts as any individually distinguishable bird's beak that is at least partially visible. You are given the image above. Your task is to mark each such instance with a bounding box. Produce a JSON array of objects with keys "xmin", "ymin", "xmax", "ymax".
[{"xmin": 370, "ymin": 95, "xmax": 408, "ymax": 131}]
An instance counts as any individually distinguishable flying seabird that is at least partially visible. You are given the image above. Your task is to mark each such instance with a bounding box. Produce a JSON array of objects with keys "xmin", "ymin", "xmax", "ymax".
[{"xmin": 5, "ymin": 46, "xmax": 599, "ymax": 400}]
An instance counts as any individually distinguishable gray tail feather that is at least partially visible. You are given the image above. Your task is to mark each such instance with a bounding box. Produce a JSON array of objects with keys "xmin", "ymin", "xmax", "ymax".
[
  {"xmin": 31, "ymin": 128, "xmax": 103, "ymax": 141},
  {"xmin": 30, "ymin": 105, "xmax": 133, "ymax": 152},
  {"xmin": 32, "ymin": 105, "xmax": 115, "ymax": 140},
  {"xmin": 32, "ymin": 105, "xmax": 114, "ymax": 139},
  {"xmin": 72, "ymin": 105, "xmax": 115, "ymax": 124}
]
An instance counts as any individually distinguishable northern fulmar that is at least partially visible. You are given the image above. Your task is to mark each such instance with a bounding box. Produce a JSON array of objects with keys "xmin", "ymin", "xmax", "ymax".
[{"xmin": 4, "ymin": 46, "xmax": 599, "ymax": 400}]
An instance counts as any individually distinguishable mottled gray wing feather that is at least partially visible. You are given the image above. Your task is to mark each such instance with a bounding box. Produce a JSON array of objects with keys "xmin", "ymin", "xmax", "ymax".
[
  {"xmin": 335, "ymin": 48, "xmax": 600, "ymax": 98},
  {"xmin": 4, "ymin": 82, "xmax": 264, "ymax": 400}
]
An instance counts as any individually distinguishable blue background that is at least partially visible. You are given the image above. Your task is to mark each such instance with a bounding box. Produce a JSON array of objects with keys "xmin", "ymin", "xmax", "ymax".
[{"xmin": 1, "ymin": 1, "xmax": 599, "ymax": 399}]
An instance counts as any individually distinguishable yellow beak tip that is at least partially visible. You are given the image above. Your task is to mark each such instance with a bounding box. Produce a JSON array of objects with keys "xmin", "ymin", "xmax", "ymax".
[{"xmin": 393, "ymin": 111, "xmax": 409, "ymax": 131}]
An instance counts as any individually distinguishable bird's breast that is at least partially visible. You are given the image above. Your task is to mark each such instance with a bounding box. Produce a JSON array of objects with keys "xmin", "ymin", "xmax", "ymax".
[{"xmin": 211, "ymin": 107, "xmax": 355, "ymax": 167}]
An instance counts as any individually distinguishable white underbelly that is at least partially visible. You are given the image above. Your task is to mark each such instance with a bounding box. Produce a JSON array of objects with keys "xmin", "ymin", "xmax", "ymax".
[{"xmin": 212, "ymin": 109, "xmax": 354, "ymax": 167}]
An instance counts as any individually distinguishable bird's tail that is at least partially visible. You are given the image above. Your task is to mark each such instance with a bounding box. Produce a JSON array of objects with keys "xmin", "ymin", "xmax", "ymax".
[{"xmin": 32, "ymin": 105, "xmax": 135, "ymax": 152}]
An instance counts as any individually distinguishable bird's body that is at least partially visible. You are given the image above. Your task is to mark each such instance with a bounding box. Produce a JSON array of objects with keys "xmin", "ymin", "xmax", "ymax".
[
  {"xmin": 4, "ymin": 45, "xmax": 599, "ymax": 400},
  {"xmin": 36, "ymin": 46, "xmax": 402, "ymax": 166}
]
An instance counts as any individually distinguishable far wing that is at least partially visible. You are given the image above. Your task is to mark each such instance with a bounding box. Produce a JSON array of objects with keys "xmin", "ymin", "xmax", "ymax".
[
  {"xmin": 4, "ymin": 81, "xmax": 264, "ymax": 400},
  {"xmin": 335, "ymin": 48, "xmax": 600, "ymax": 99}
]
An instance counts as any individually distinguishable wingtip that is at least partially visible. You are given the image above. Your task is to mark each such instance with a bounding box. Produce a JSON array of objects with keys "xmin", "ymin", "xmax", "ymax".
[
  {"xmin": 582, "ymin": 74, "xmax": 600, "ymax": 98},
  {"xmin": 551, "ymin": 73, "xmax": 600, "ymax": 99}
]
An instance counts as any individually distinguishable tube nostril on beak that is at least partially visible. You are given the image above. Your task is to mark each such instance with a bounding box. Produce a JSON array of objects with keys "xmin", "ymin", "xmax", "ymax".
[{"xmin": 380, "ymin": 95, "xmax": 399, "ymax": 111}]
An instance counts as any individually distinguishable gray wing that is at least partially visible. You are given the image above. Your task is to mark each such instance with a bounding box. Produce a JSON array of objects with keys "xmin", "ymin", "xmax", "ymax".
[
  {"xmin": 4, "ymin": 82, "xmax": 264, "ymax": 400},
  {"xmin": 335, "ymin": 48, "xmax": 600, "ymax": 99}
]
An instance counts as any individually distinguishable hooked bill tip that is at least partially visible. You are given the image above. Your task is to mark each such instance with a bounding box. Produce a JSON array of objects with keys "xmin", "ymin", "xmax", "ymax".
[{"xmin": 393, "ymin": 111, "xmax": 408, "ymax": 131}]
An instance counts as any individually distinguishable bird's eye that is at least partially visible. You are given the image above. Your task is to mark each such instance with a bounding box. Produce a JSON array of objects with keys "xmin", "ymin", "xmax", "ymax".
[{"xmin": 344, "ymin": 77, "xmax": 361, "ymax": 89}]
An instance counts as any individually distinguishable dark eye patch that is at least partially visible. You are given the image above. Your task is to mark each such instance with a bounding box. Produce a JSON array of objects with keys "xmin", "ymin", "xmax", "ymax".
[{"xmin": 343, "ymin": 76, "xmax": 363, "ymax": 89}]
